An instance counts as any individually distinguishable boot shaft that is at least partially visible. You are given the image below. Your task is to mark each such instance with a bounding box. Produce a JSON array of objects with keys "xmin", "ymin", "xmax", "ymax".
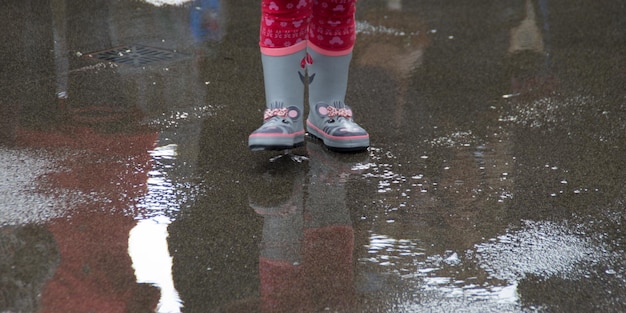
[
  {"xmin": 261, "ymin": 47, "xmax": 308, "ymax": 112},
  {"xmin": 306, "ymin": 45, "xmax": 353, "ymax": 107}
]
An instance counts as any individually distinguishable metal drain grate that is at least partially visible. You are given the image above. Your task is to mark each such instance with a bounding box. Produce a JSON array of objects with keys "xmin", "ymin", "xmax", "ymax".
[{"xmin": 86, "ymin": 44, "xmax": 186, "ymax": 67}]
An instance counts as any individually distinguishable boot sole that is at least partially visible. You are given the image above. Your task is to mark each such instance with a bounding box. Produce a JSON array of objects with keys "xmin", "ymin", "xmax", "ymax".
[
  {"xmin": 306, "ymin": 121, "xmax": 369, "ymax": 152},
  {"xmin": 249, "ymin": 133, "xmax": 305, "ymax": 151}
]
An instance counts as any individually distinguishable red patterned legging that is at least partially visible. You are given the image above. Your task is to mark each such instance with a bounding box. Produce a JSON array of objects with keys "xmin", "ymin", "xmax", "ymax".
[{"xmin": 260, "ymin": 0, "xmax": 357, "ymax": 55}]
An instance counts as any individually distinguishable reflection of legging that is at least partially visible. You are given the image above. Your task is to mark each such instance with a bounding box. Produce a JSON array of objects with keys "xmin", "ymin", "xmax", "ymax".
[
  {"xmin": 259, "ymin": 226, "xmax": 355, "ymax": 313},
  {"xmin": 260, "ymin": 0, "xmax": 357, "ymax": 54}
]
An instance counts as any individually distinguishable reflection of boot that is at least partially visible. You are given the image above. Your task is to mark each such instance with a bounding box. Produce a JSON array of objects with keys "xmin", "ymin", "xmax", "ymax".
[
  {"xmin": 303, "ymin": 141, "xmax": 357, "ymax": 310},
  {"xmin": 306, "ymin": 47, "xmax": 369, "ymax": 151},
  {"xmin": 251, "ymin": 158, "xmax": 311, "ymax": 312},
  {"xmin": 252, "ymin": 162, "xmax": 304, "ymax": 259},
  {"xmin": 249, "ymin": 49, "xmax": 307, "ymax": 151},
  {"xmin": 254, "ymin": 179, "xmax": 304, "ymax": 264},
  {"xmin": 305, "ymin": 140, "xmax": 368, "ymax": 228},
  {"xmin": 249, "ymin": 155, "xmax": 306, "ymax": 216}
]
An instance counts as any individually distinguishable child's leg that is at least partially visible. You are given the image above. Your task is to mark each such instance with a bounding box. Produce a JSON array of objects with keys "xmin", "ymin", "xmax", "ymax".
[
  {"xmin": 249, "ymin": 0, "xmax": 312, "ymax": 151},
  {"xmin": 305, "ymin": 0, "xmax": 369, "ymax": 151}
]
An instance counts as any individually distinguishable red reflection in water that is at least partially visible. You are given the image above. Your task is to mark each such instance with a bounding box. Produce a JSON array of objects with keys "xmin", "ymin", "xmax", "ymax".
[
  {"xmin": 16, "ymin": 124, "xmax": 160, "ymax": 313},
  {"xmin": 259, "ymin": 225, "xmax": 355, "ymax": 313}
]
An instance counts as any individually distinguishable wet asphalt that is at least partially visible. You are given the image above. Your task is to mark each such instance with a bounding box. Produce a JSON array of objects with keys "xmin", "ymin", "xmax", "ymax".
[{"xmin": 1, "ymin": 0, "xmax": 625, "ymax": 312}]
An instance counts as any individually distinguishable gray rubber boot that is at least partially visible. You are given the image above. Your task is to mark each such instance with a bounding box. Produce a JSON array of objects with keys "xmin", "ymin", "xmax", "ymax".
[
  {"xmin": 249, "ymin": 49, "xmax": 307, "ymax": 151},
  {"xmin": 306, "ymin": 49, "xmax": 369, "ymax": 152}
]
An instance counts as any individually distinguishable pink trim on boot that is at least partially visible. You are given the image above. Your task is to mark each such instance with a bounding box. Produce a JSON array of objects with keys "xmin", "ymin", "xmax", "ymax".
[
  {"xmin": 307, "ymin": 41, "xmax": 352, "ymax": 56},
  {"xmin": 261, "ymin": 40, "xmax": 308, "ymax": 56}
]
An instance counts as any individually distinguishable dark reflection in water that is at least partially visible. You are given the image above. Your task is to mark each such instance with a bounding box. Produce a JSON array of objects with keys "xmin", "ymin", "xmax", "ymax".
[{"xmin": 0, "ymin": 225, "xmax": 59, "ymax": 312}]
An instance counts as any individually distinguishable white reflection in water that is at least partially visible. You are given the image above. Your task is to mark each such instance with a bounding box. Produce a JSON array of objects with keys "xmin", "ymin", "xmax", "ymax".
[
  {"xmin": 151, "ymin": 144, "xmax": 178, "ymax": 159},
  {"xmin": 139, "ymin": 144, "xmax": 180, "ymax": 214},
  {"xmin": 129, "ymin": 217, "xmax": 182, "ymax": 313},
  {"xmin": 129, "ymin": 143, "xmax": 183, "ymax": 312},
  {"xmin": 148, "ymin": 106, "xmax": 219, "ymax": 130},
  {"xmin": 356, "ymin": 20, "xmax": 418, "ymax": 37},
  {"xmin": 361, "ymin": 234, "xmax": 424, "ymax": 270},
  {"xmin": 141, "ymin": 0, "xmax": 193, "ymax": 6}
]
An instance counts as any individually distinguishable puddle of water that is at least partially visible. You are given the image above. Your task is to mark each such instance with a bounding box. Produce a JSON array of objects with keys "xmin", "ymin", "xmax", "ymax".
[
  {"xmin": 3, "ymin": 0, "xmax": 623, "ymax": 311},
  {"xmin": 359, "ymin": 136, "xmax": 516, "ymax": 216},
  {"xmin": 356, "ymin": 230, "xmax": 524, "ymax": 311},
  {"xmin": 350, "ymin": 131, "xmax": 625, "ymax": 311},
  {"xmin": 474, "ymin": 220, "xmax": 618, "ymax": 282},
  {"xmin": 355, "ymin": 211, "xmax": 625, "ymax": 311}
]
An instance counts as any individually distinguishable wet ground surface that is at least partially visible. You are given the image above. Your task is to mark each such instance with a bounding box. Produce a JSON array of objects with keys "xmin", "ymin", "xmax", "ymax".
[{"xmin": 1, "ymin": 0, "xmax": 625, "ymax": 312}]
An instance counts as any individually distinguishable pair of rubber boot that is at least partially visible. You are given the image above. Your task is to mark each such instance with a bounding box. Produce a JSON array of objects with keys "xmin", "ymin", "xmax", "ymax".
[{"xmin": 248, "ymin": 47, "xmax": 369, "ymax": 152}]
